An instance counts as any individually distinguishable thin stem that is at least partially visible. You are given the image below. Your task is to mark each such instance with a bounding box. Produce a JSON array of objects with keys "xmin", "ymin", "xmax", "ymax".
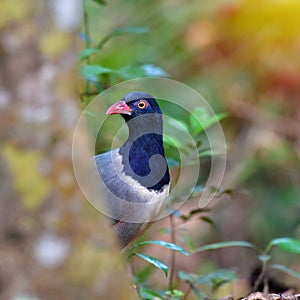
[
  {"xmin": 263, "ymin": 273, "xmax": 269, "ymax": 294},
  {"xmin": 253, "ymin": 260, "xmax": 268, "ymax": 292},
  {"xmin": 168, "ymin": 213, "xmax": 176, "ymax": 290},
  {"xmin": 83, "ymin": 0, "xmax": 91, "ymax": 48},
  {"xmin": 82, "ymin": 0, "xmax": 91, "ymax": 104}
]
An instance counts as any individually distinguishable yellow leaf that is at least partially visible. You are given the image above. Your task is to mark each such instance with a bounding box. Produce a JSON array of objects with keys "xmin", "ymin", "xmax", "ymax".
[{"xmin": 2, "ymin": 144, "xmax": 51, "ymax": 210}]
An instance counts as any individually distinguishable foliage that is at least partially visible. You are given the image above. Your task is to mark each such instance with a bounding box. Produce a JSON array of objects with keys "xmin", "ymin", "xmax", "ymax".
[
  {"xmin": 179, "ymin": 269, "xmax": 237, "ymax": 294},
  {"xmin": 163, "ymin": 107, "xmax": 227, "ymax": 163},
  {"xmin": 79, "ymin": 0, "xmax": 300, "ymax": 298},
  {"xmin": 129, "ymin": 228, "xmax": 300, "ymax": 298},
  {"xmin": 192, "ymin": 237, "xmax": 300, "ymax": 292},
  {"xmin": 80, "ymin": 1, "xmax": 168, "ymax": 105}
]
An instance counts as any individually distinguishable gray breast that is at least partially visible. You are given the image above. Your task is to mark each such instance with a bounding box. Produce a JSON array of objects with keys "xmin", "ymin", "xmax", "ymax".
[{"xmin": 95, "ymin": 149, "xmax": 169, "ymax": 224}]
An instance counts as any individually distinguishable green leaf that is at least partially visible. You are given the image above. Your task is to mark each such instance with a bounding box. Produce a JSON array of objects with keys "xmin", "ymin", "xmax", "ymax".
[
  {"xmin": 164, "ymin": 119, "xmax": 189, "ymax": 150},
  {"xmin": 118, "ymin": 65, "xmax": 145, "ymax": 79},
  {"xmin": 81, "ymin": 64, "xmax": 163, "ymax": 81},
  {"xmin": 79, "ymin": 48, "xmax": 98, "ymax": 60},
  {"xmin": 97, "ymin": 26, "xmax": 149, "ymax": 48},
  {"xmin": 189, "ymin": 107, "xmax": 209, "ymax": 135},
  {"xmin": 178, "ymin": 271, "xmax": 198, "ymax": 284},
  {"xmin": 167, "ymin": 119, "xmax": 189, "ymax": 132},
  {"xmin": 192, "ymin": 241, "xmax": 258, "ymax": 254},
  {"xmin": 134, "ymin": 253, "xmax": 168, "ymax": 276},
  {"xmin": 198, "ymin": 149, "xmax": 214, "ymax": 158},
  {"xmin": 196, "ymin": 269, "xmax": 237, "ymax": 289},
  {"xmin": 179, "ymin": 269, "xmax": 237, "ymax": 290},
  {"xmin": 80, "ymin": 65, "xmax": 117, "ymax": 78},
  {"xmin": 108, "ymin": 26, "xmax": 149, "ymax": 36},
  {"xmin": 163, "ymin": 134, "xmax": 184, "ymax": 149},
  {"xmin": 142, "ymin": 64, "xmax": 169, "ymax": 77},
  {"xmin": 139, "ymin": 286, "xmax": 162, "ymax": 299},
  {"xmin": 270, "ymin": 264, "xmax": 300, "ymax": 281},
  {"xmin": 267, "ymin": 238, "xmax": 300, "ymax": 254},
  {"xmin": 189, "ymin": 107, "xmax": 227, "ymax": 136},
  {"xmin": 165, "ymin": 289, "xmax": 184, "ymax": 298},
  {"xmin": 133, "ymin": 240, "xmax": 189, "ymax": 256}
]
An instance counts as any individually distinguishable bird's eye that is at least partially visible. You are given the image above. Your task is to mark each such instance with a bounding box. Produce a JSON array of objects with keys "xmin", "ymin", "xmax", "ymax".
[{"xmin": 137, "ymin": 100, "xmax": 148, "ymax": 109}]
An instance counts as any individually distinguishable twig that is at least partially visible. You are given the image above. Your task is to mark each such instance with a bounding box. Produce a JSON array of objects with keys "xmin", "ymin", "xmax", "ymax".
[
  {"xmin": 253, "ymin": 260, "xmax": 268, "ymax": 292},
  {"xmin": 168, "ymin": 213, "xmax": 176, "ymax": 290},
  {"xmin": 82, "ymin": 0, "xmax": 91, "ymax": 103}
]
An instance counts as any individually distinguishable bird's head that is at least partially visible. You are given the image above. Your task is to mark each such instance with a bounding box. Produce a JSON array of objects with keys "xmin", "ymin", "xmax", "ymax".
[
  {"xmin": 104, "ymin": 91, "xmax": 168, "ymax": 194},
  {"xmin": 106, "ymin": 91, "xmax": 162, "ymax": 121}
]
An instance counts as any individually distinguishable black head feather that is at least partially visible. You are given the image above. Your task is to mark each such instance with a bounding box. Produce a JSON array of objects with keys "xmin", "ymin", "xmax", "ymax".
[{"xmin": 121, "ymin": 91, "xmax": 162, "ymax": 122}]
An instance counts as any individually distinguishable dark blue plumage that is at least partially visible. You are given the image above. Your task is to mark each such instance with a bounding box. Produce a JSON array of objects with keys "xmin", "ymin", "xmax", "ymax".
[
  {"xmin": 120, "ymin": 132, "xmax": 169, "ymax": 190},
  {"xmin": 95, "ymin": 92, "xmax": 170, "ymax": 248}
]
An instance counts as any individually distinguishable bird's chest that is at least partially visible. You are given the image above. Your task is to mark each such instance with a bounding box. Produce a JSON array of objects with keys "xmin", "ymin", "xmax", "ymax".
[
  {"xmin": 97, "ymin": 150, "xmax": 169, "ymax": 222},
  {"xmin": 120, "ymin": 136, "xmax": 170, "ymax": 190}
]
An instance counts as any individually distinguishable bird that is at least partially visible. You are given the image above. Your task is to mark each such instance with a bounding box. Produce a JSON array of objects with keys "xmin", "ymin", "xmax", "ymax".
[{"xmin": 95, "ymin": 91, "xmax": 170, "ymax": 248}]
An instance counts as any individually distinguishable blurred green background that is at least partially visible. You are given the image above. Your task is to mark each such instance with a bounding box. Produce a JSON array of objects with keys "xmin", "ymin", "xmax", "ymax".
[
  {"xmin": 1, "ymin": 0, "xmax": 300, "ymax": 299},
  {"xmin": 84, "ymin": 0, "xmax": 300, "ymax": 284}
]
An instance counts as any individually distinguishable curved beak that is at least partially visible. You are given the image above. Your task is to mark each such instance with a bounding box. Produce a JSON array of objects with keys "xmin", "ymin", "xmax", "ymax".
[{"xmin": 106, "ymin": 100, "xmax": 133, "ymax": 115}]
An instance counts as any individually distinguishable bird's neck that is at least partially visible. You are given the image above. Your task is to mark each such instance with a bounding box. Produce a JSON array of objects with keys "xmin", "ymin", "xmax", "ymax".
[{"xmin": 119, "ymin": 115, "xmax": 170, "ymax": 191}]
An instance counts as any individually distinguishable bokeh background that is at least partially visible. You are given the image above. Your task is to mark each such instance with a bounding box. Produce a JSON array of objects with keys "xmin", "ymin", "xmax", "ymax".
[{"xmin": 1, "ymin": 0, "xmax": 300, "ymax": 299}]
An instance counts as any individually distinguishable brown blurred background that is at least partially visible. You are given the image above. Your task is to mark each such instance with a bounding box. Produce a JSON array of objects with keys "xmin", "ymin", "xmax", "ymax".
[
  {"xmin": 1, "ymin": 0, "xmax": 300, "ymax": 299},
  {"xmin": 0, "ymin": 1, "xmax": 135, "ymax": 299}
]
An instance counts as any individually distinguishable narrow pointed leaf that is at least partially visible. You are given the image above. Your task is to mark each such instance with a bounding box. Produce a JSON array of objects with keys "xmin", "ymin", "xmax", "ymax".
[
  {"xmin": 79, "ymin": 48, "xmax": 98, "ymax": 60},
  {"xmin": 267, "ymin": 238, "xmax": 300, "ymax": 254},
  {"xmin": 134, "ymin": 253, "xmax": 168, "ymax": 276},
  {"xmin": 97, "ymin": 26, "xmax": 149, "ymax": 48},
  {"xmin": 270, "ymin": 264, "xmax": 300, "ymax": 280},
  {"xmin": 190, "ymin": 108, "xmax": 227, "ymax": 136},
  {"xmin": 195, "ymin": 269, "xmax": 237, "ymax": 288},
  {"xmin": 179, "ymin": 269, "xmax": 237, "ymax": 289},
  {"xmin": 163, "ymin": 134, "xmax": 184, "ymax": 148},
  {"xmin": 192, "ymin": 241, "xmax": 258, "ymax": 254},
  {"xmin": 80, "ymin": 65, "xmax": 117, "ymax": 78},
  {"xmin": 108, "ymin": 26, "xmax": 149, "ymax": 36},
  {"xmin": 133, "ymin": 240, "xmax": 189, "ymax": 256}
]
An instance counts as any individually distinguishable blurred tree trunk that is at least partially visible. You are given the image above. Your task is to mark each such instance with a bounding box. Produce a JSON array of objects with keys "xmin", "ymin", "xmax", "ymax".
[{"xmin": 0, "ymin": 1, "xmax": 136, "ymax": 299}]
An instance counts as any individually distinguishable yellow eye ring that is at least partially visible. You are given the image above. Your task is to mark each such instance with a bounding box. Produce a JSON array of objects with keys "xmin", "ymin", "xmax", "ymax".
[{"xmin": 137, "ymin": 100, "xmax": 148, "ymax": 109}]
